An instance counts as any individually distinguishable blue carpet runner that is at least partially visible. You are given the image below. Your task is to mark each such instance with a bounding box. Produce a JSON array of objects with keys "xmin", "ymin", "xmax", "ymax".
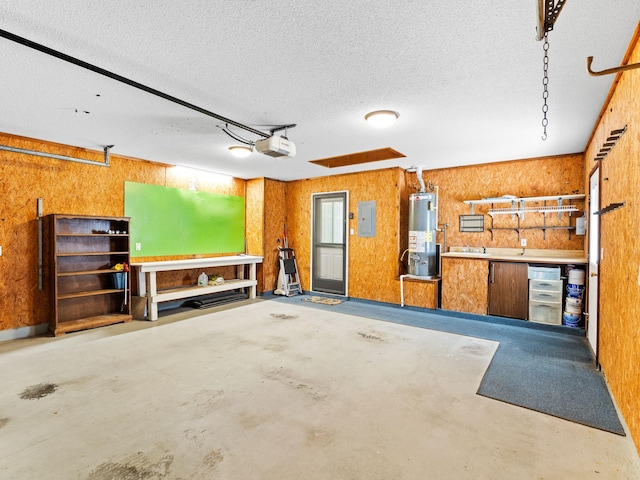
[{"xmin": 268, "ymin": 294, "xmax": 625, "ymax": 436}]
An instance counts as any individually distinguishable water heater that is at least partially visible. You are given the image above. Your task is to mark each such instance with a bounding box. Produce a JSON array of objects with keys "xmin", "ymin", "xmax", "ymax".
[{"xmin": 408, "ymin": 192, "xmax": 438, "ymax": 278}]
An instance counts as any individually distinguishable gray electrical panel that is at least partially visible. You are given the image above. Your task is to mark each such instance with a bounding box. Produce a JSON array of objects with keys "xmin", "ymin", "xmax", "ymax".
[{"xmin": 358, "ymin": 201, "xmax": 376, "ymax": 237}]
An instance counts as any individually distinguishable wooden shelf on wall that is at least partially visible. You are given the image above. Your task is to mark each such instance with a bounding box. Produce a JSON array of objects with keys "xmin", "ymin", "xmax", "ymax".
[
  {"xmin": 463, "ymin": 194, "xmax": 585, "ymax": 208},
  {"xmin": 464, "ymin": 194, "xmax": 585, "ymax": 241}
]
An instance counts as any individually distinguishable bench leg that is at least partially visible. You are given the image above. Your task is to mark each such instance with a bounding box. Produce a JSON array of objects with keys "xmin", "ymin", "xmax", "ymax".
[
  {"xmin": 146, "ymin": 272, "xmax": 159, "ymax": 321},
  {"xmin": 249, "ymin": 263, "xmax": 256, "ymax": 298}
]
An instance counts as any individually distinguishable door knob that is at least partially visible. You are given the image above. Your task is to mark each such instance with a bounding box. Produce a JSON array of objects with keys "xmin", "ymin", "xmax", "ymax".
[{"xmin": 590, "ymin": 272, "xmax": 598, "ymax": 277}]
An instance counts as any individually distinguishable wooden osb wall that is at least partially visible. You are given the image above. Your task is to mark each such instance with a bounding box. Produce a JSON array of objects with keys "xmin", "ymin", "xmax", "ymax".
[
  {"xmin": 245, "ymin": 178, "xmax": 265, "ymax": 292},
  {"xmin": 0, "ymin": 132, "xmax": 245, "ymax": 331},
  {"xmin": 584, "ymin": 24, "xmax": 640, "ymax": 455},
  {"xmin": 262, "ymin": 178, "xmax": 287, "ymax": 292},
  {"xmin": 285, "ymin": 168, "xmax": 404, "ymax": 304},
  {"xmin": 245, "ymin": 177, "xmax": 287, "ymax": 293},
  {"xmin": 403, "ymin": 155, "xmax": 586, "ymax": 253},
  {"xmin": 285, "ymin": 155, "xmax": 584, "ymax": 306}
]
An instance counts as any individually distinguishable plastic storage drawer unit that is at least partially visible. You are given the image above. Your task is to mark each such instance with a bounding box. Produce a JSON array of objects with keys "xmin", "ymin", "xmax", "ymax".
[
  {"xmin": 528, "ymin": 278, "xmax": 563, "ymax": 325},
  {"xmin": 527, "ymin": 265, "xmax": 561, "ymax": 280},
  {"xmin": 529, "ymin": 279, "xmax": 563, "ymax": 301},
  {"xmin": 529, "ymin": 302, "xmax": 563, "ymax": 325}
]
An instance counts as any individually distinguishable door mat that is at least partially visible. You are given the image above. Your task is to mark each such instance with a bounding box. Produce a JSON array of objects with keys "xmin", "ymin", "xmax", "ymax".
[{"xmin": 303, "ymin": 296, "xmax": 342, "ymax": 305}]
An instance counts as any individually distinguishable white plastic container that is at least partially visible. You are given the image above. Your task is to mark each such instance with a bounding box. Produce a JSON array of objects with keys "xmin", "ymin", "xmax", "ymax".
[
  {"xmin": 528, "ymin": 266, "xmax": 561, "ymax": 280},
  {"xmin": 563, "ymin": 311, "xmax": 581, "ymax": 327},
  {"xmin": 529, "ymin": 302, "xmax": 563, "ymax": 325},
  {"xmin": 565, "ymin": 296, "xmax": 583, "ymax": 313},
  {"xmin": 568, "ymin": 268, "xmax": 585, "ymax": 285}
]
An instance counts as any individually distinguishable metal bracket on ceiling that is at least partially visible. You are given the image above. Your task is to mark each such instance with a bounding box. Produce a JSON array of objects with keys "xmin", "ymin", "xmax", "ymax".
[
  {"xmin": 104, "ymin": 145, "xmax": 113, "ymax": 166},
  {"xmin": 536, "ymin": 0, "xmax": 568, "ymax": 41},
  {"xmin": 269, "ymin": 124, "xmax": 297, "ymax": 138},
  {"xmin": 218, "ymin": 123, "xmax": 298, "ymax": 147}
]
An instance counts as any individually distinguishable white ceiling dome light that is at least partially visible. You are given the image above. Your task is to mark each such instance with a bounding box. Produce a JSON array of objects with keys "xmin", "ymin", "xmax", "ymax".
[
  {"xmin": 364, "ymin": 110, "xmax": 399, "ymax": 128},
  {"xmin": 228, "ymin": 146, "xmax": 252, "ymax": 158}
]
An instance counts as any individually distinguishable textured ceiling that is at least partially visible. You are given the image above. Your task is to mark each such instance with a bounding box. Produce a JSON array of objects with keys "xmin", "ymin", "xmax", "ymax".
[{"xmin": 1, "ymin": 1, "xmax": 639, "ymax": 180}]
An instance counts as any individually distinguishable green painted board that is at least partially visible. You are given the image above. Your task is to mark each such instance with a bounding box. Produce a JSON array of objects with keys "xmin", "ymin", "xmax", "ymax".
[{"xmin": 124, "ymin": 181, "xmax": 245, "ymax": 256}]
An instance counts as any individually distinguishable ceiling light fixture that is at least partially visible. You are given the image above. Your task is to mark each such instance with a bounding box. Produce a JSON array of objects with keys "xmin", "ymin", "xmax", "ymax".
[
  {"xmin": 364, "ymin": 110, "xmax": 399, "ymax": 128},
  {"xmin": 228, "ymin": 146, "xmax": 252, "ymax": 158}
]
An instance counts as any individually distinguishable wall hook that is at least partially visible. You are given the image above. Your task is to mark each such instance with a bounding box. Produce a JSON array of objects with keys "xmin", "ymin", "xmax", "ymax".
[{"xmin": 586, "ymin": 56, "xmax": 640, "ymax": 76}]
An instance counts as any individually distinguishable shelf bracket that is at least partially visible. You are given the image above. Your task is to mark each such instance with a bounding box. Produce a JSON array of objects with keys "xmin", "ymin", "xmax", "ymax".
[
  {"xmin": 103, "ymin": 145, "xmax": 113, "ymax": 166},
  {"xmin": 595, "ymin": 202, "xmax": 626, "ymax": 216},
  {"xmin": 557, "ymin": 198, "xmax": 562, "ymax": 220}
]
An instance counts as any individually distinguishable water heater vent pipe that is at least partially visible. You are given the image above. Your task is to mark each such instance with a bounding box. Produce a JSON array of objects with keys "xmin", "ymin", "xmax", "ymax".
[{"xmin": 413, "ymin": 165, "xmax": 426, "ymax": 193}]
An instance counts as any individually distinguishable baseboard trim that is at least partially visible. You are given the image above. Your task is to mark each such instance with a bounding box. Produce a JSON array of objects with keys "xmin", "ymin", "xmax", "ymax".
[{"xmin": 0, "ymin": 323, "xmax": 49, "ymax": 343}]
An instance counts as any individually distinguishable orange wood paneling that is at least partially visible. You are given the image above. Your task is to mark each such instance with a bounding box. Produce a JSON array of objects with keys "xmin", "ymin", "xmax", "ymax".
[
  {"xmin": 285, "ymin": 168, "xmax": 405, "ymax": 304},
  {"xmin": 441, "ymin": 258, "xmax": 489, "ymax": 314},
  {"xmin": 583, "ymin": 25, "xmax": 640, "ymax": 455},
  {"xmin": 400, "ymin": 278, "xmax": 439, "ymax": 309},
  {"xmin": 405, "ymin": 155, "xmax": 585, "ymax": 253},
  {"xmin": 245, "ymin": 178, "xmax": 265, "ymax": 292},
  {"xmin": 262, "ymin": 178, "xmax": 287, "ymax": 292},
  {"xmin": 245, "ymin": 178, "xmax": 265, "ymax": 257},
  {"xmin": 244, "ymin": 177, "xmax": 287, "ymax": 294},
  {"xmin": 0, "ymin": 133, "xmax": 244, "ymax": 331}
]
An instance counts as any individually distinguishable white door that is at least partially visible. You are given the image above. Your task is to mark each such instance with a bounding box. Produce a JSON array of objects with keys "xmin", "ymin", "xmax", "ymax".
[{"xmin": 587, "ymin": 167, "xmax": 600, "ymax": 359}]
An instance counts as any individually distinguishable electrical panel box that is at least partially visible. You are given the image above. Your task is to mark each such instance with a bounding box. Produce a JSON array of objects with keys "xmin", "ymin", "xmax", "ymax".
[{"xmin": 358, "ymin": 201, "xmax": 376, "ymax": 238}]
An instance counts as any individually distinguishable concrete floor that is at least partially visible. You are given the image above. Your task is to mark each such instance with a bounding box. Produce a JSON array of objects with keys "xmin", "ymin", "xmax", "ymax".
[{"xmin": 1, "ymin": 299, "xmax": 639, "ymax": 479}]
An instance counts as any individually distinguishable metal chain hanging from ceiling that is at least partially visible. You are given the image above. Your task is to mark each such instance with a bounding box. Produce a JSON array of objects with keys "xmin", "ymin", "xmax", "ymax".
[
  {"xmin": 541, "ymin": 33, "xmax": 550, "ymax": 141},
  {"xmin": 536, "ymin": 0, "xmax": 568, "ymax": 141}
]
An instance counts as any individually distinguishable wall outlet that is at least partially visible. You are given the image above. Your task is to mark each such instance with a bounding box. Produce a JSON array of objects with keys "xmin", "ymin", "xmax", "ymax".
[
  {"xmin": 520, "ymin": 238, "xmax": 527, "ymax": 247},
  {"xmin": 135, "ymin": 243, "xmax": 141, "ymax": 251},
  {"xmin": 0, "ymin": 246, "xmax": 2, "ymax": 256}
]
